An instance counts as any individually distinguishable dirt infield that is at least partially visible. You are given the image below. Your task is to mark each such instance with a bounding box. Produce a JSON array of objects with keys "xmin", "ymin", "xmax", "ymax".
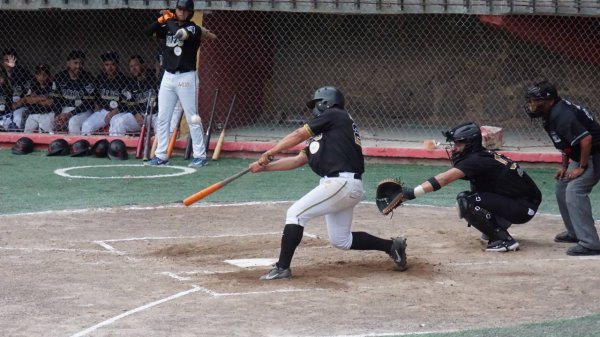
[{"xmin": 2, "ymin": 203, "xmax": 600, "ymax": 337}]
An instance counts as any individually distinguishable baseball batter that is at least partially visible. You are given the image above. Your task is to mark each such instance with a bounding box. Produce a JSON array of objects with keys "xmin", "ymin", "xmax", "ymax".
[
  {"xmin": 249, "ymin": 86, "xmax": 407, "ymax": 280},
  {"xmin": 144, "ymin": 0, "xmax": 216, "ymax": 166}
]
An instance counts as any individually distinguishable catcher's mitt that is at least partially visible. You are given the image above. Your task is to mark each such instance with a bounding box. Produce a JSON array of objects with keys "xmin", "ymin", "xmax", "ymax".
[{"xmin": 375, "ymin": 178, "xmax": 409, "ymax": 215}]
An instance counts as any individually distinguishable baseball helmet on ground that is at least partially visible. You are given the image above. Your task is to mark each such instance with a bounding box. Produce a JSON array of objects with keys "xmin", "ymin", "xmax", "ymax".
[
  {"xmin": 306, "ymin": 86, "xmax": 345, "ymax": 117},
  {"xmin": 12, "ymin": 137, "xmax": 34, "ymax": 155},
  {"xmin": 70, "ymin": 139, "xmax": 91, "ymax": 157},
  {"xmin": 91, "ymin": 139, "xmax": 110, "ymax": 158},
  {"xmin": 108, "ymin": 139, "xmax": 129, "ymax": 160},
  {"xmin": 47, "ymin": 139, "xmax": 71, "ymax": 156}
]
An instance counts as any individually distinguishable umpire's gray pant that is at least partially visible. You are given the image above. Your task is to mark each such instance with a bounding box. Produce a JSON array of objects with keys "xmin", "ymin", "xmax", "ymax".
[{"xmin": 556, "ymin": 155, "xmax": 600, "ymax": 250}]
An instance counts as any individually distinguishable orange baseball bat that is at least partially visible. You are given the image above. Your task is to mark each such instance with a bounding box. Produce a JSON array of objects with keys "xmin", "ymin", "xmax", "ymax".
[
  {"xmin": 183, "ymin": 168, "xmax": 250, "ymax": 206},
  {"xmin": 167, "ymin": 110, "xmax": 183, "ymax": 159}
]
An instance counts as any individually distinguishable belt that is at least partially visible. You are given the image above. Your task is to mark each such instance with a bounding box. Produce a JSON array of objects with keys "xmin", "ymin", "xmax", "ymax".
[
  {"xmin": 168, "ymin": 70, "xmax": 193, "ymax": 74},
  {"xmin": 326, "ymin": 172, "xmax": 362, "ymax": 180}
]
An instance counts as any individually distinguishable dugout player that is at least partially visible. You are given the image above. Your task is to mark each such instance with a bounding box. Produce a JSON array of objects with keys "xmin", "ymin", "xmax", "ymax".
[
  {"xmin": 144, "ymin": 0, "xmax": 216, "ymax": 167},
  {"xmin": 249, "ymin": 86, "xmax": 408, "ymax": 280},
  {"xmin": 53, "ymin": 50, "xmax": 96, "ymax": 134},
  {"xmin": 109, "ymin": 55, "xmax": 157, "ymax": 136},
  {"xmin": 81, "ymin": 51, "xmax": 128, "ymax": 135},
  {"xmin": 525, "ymin": 80, "xmax": 600, "ymax": 256},
  {"xmin": 398, "ymin": 122, "xmax": 542, "ymax": 252}
]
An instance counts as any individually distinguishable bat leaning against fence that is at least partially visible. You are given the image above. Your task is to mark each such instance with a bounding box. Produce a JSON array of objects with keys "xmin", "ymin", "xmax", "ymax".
[{"xmin": 211, "ymin": 93, "xmax": 236, "ymax": 161}]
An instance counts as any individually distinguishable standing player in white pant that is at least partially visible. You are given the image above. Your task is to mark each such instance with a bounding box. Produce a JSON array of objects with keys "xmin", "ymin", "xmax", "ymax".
[
  {"xmin": 249, "ymin": 86, "xmax": 408, "ymax": 280},
  {"xmin": 144, "ymin": 0, "xmax": 217, "ymax": 167}
]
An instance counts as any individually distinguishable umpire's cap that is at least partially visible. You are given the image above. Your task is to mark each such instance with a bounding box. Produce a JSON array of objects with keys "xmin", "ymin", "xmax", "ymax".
[
  {"xmin": 12, "ymin": 137, "xmax": 34, "ymax": 155},
  {"xmin": 70, "ymin": 139, "xmax": 91, "ymax": 157},
  {"xmin": 108, "ymin": 139, "xmax": 128, "ymax": 160},
  {"xmin": 91, "ymin": 139, "xmax": 110, "ymax": 158},
  {"xmin": 47, "ymin": 139, "xmax": 71, "ymax": 156}
]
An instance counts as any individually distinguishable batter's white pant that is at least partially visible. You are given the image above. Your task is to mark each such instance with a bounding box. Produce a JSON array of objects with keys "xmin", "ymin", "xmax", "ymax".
[
  {"xmin": 24, "ymin": 112, "xmax": 55, "ymax": 133},
  {"xmin": 81, "ymin": 109, "xmax": 110, "ymax": 135},
  {"xmin": 286, "ymin": 174, "xmax": 364, "ymax": 250},
  {"xmin": 65, "ymin": 109, "xmax": 92, "ymax": 135},
  {"xmin": 155, "ymin": 71, "xmax": 206, "ymax": 160}
]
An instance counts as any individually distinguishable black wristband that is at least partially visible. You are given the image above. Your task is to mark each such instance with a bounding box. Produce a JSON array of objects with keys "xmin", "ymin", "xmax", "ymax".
[
  {"xmin": 403, "ymin": 187, "xmax": 416, "ymax": 200},
  {"xmin": 579, "ymin": 164, "xmax": 588, "ymax": 170},
  {"xmin": 427, "ymin": 177, "xmax": 442, "ymax": 191}
]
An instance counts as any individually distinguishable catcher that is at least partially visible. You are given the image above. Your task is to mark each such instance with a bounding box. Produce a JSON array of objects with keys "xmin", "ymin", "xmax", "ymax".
[{"xmin": 377, "ymin": 122, "xmax": 542, "ymax": 252}]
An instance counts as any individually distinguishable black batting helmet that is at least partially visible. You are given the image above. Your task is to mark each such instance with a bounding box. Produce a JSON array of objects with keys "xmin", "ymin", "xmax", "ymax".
[
  {"xmin": 108, "ymin": 139, "xmax": 129, "ymax": 160},
  {"xmin": 70, "ymin": 139, "xmax": 91, "ymax": 157},
  {"xmin": 12, "ymin": 137, "xmax": 34, "ymax": 155},
  {"xmin": 176, "ymin": 0, "xmax": 194, "ymax": 11},
  {"xmin": 442, "ymin": 122, "xmax": 483, "ymax": 164},
  {"xmin": 91, "ymin": 139, "xmax": 110, "ymax": 158},
  {"xmin": 47, "ymin": 139, "xmax": 71, "ymax": 156},
  {"xmin": 306, "ymin": 86, "xmax": 345, "ymax": 117}
]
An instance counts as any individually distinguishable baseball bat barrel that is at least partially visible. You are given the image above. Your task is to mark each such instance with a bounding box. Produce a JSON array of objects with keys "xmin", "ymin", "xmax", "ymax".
[
  {"xmin": 211, "ymin": 129, "xmax": 225, "ymax": 160},
  {"xmin": 143, "ymin": 111, "xmax": 153, "ymax": 161},
  {"xmin": 167, "ymin": 113, "xmax": 182, "ymax": 159},
  {"xmin": 183, "ymin": 134, "xmax": 193, "ymax": 160},
  {"xmin": 136, "ymin": 121, "xmax": 146, "ymax": 159},
  {"xmin": 183, "ymin": 168, "xmax": 251, "ymax": 206},
  {"xmin": 150, "ymin": 136, "xmax": 158, "ymax": 159},
  {"xmin": 204, "ymin": 88, "xmax": 219, "ymax": 155},
  {"xmin": 211, "ymin": 93, "xmax": 236, "ymax": 161}
]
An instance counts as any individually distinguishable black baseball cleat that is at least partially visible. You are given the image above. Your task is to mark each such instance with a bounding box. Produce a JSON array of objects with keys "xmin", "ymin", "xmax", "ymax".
[
  {"xmin": 389, "ymin": 237, "xmax": 408, "ymax": 271},
  {"xmin": 260, "ymin": 264, "xmax": 292, "ymax": 280},
  {"xmin": 566, "ymin": 245, "xmax": 600, "ymax": 256},
  {"xmin": 554, "ymin": 231, "xmax": 578, "ymax": 243},
  {"xmin": 486, "ymin": 238, "xmax": 520, "ymax": 252}
]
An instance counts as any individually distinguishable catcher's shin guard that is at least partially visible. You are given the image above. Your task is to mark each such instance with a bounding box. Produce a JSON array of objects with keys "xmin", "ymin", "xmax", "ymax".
[{"xmin": 456, "ymin": 192, "xmax": 511, "ymax": 241}]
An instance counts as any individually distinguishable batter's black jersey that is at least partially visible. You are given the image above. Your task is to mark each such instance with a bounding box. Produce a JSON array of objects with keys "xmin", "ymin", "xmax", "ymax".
[
  {"xmin": 23, "ymin": 80, "xmax": 58, "ymax": 114},
  {"xmin": 454, "ymin": 150, "xmax": 542, "ymax": 203},
  {"xmin": 123, "ymin": 74, "xmax": 158, "ymax": 115},
  {"xmin": 95, "ymin": 72, "xmax": 128, "ymax": 111},
  {"xmin": 543, "ymin": 99, "xmax": 600, "ymax": 161},
  {"xmin": 146, "ymin": 20, "xmax": 202, "ymax": 73},
  {"xmin": 53, "ymin": 70, "xmax": 96, "ymax": 114},
  {"xmin": 303, "ymin": 108, "xmax": 364, "ymax": 177}
]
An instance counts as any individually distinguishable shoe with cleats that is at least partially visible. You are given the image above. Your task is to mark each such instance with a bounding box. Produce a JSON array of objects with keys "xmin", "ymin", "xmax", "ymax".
[
  {"xmin": 260, "ymin": 264, "xmax": 292, "ymax": 280},
  {"xmin": 390, "ymin": 237, "xmax": 408, "ymax": 271},
  {"xmin": 486, "ymin": 238, "xmax": 520, "ymax": 252}
]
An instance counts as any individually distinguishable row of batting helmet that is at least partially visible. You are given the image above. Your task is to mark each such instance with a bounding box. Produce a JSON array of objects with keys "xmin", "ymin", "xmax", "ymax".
[{"xmin": 11, "ymin": 137, "xmax": 128, "ymax": 160}]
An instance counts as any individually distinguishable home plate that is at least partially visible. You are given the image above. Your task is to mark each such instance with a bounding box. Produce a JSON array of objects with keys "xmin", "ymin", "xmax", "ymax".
[{"xmin": 224, "ymin": 258, "xmax": 277, "ymax": 268}]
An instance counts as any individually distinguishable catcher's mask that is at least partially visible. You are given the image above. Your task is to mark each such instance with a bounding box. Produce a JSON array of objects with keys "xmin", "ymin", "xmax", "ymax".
[
  {"xmin": 12, "ymin": 137, "xmax": 34, "ymax": 155},
  {"xmin": 70, "ymin": 139, "xmax": 91, "ymax": 157},
  {"xmin": 47, "ymin": 139, "xmax": 71, "ymax": 156},
  {"xmin": 108, "ymin": 139, "xmax": 129, "ymax": 160},
  {"xmin": 442, "ymin": 122, "xmax": 483, "ymax": 164},
  {"xmin": 306, "ymin": 86, "xmax": 345, "ymax": 117},
  {"xmin": 524, "ymin": 80, "xmax": 557, "ymax": 119},
  {"xmin": 91, "ymin": 139, "xmax": 110, "ymax": 158},
  {"xmin": 175, "ymin": 0, "xmax": 194, "ymax": 20}
]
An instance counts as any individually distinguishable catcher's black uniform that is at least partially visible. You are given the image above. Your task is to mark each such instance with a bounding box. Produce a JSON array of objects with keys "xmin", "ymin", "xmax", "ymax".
[{"xmin": 454, "ymin": 149, "xmax": 542, "ymax": 225}]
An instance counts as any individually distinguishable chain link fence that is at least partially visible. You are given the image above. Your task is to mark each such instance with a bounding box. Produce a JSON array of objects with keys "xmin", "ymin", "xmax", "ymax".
[{"xmin": 1, "ymin": 2, "xmax": 599, "ymax": 149}]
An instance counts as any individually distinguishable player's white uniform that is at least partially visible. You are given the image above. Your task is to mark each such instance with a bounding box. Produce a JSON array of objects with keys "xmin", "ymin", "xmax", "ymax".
[{"xmin": 146, "ymin": 16, "xmax": 206, "ymax": 162}]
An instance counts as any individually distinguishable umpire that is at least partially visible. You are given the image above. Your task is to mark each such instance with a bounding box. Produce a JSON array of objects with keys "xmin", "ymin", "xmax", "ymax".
[
  {"xmin": 525, "ymin": 80, "xmax": 600, "ymax": 256},
  {"xmin": 249, "ymin": 86, "xmax": 407, "ymax": 280},
  {"xmin": 389, "ymin": 122, "xmax": 541, "ymax": 252}
]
